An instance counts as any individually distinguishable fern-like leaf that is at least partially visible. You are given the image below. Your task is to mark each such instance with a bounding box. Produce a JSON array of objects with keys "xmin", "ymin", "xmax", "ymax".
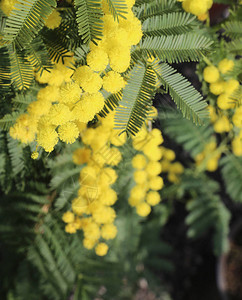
[
  {"xmin": 0, "ymin": 112, "xmax": 21, "ymax": 130},
  {"xmin": 139, "ymin": 33, "xmax": 213, "ymax": 63},
  {"xmin": 135, "ymin": 0, "xmax": 177, "ymax": 21},
  {"xmin": 154, "ymin": 62, "xmax": 208, "ymax": 124},
  {"xmin": 222, "ymin": 21, "xmax": 242, "ymax": 39},
  {"xmin": 2, "ymin": 0, "xmax": 57, "ymax": 49},
  {"xmin": 220, "ymin": 155, "xmax": 242, "ymax": 203},
  {"xmin": 142, "ymin": 12, "xmax": 196, "ymax": 36},
  {"xmin": 114, "ymin": 64, "xmax": 156, "ymax": 135},
  {"xmin": 75, "ymin": 0, "xmax": 103, "ymax": 43},
  {"xmin": 186, "ymin": 194, "xmax": 230, "ymax": 255},
  {"xmin": 159, "ymin": 109, "xmax": 213, "ymax": 157},
  {"xmin": 10, "ymin": 47, "xmax": 34, "ymax": 90},
  {"xmin": 104, "ymin": 0, "xmax": 127, "ymax": 21},
  {"xmin": 226, "ymin": 37, "xmax": 242, "ymax": 54},
  {"xmin": 99, "ymin": 91, "xmax": 122, "ymax": 117},
  {"xmin": 25, "ymin": 37, "xmax": 52, "ymax": 73}
]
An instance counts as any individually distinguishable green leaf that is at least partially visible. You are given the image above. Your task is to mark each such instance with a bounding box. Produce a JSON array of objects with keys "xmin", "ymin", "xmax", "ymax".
[
  {"xmin": 222, "ymin": 21, "xmax": 242, "ymax": 39},
  {"xmin": 10, "ymin": 46, "xmax": 34, "ymax": 90},
  {"xmin": 139, "ymin": 33, "xmax": 213, "ymax": 63},
  {"xmin": 75, "ymin": 0, "xmax": 103, "ymax": 43},
  {"xmin": 25, "ymin": 37, "xmax": 53, "ymax": 73},
  {"xmin": 0, "ymin": 112, "xmax": 21, "ymax": 131},
  {"xmin": 135, "ymin": 0, "xmax": 177, "ymax": 21},
  {"xmin": 104, "ymin": 0, "xmax": 128, "ymax": 21},
  {"xmin": 220, "ymin": 155, "xmax": 242, "ymax": 203},
  {"xmin": 2, "ymin": 0, "xmax": 57, "ymax": 49},
  {"xmin": 142, "ymin": 12, "xmax": 196, "ymax": 36},
  {"xmin": 114, "ymin": 63, "xmax": 156, "ymax": 135},
  {"xmin": 154, "ymin": 62, "xmax": 208, "ymax": 124},
  {"xmin": 159, "ymin": 109, "xmax": 213, "ymax": 157}
]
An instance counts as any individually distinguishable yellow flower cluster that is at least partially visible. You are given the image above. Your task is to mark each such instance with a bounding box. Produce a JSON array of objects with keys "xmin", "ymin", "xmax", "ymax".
[
  {"xmin": 0, "ymin": 0, "xmax": 17, "ymax": 16},
  {"xmin": 195, "ymin": 140, "xmax": 221, "ymax": 172},
  {"xmin": 204, "ymin": 59, "xmax": 241, "ymax": 157},
  {"xmin": 9, "ymin": 0, "xmax": 143, "ymax": 155},
  {"xmin": 45, "ymin": 10, "xmax": 62, "ymax": 29},
  {"xmin": 10, "ymin": 55, "xmax": 80, "ymax": 152},
  {"xmin": 203, "ymin": 60, "xmax": 239, "ymax": 111},
  {"xmin": 128, "ymin": 127, "xmax": 164, "ymax": 217},
  {"xmin": 178, "ymin": 0, "xmax": 213, "ymax": 21},
  {"xmin": 161, "ymin": 147, "xmax": 184, "ymax": 183},
  {"xmin": 62, "ymin": 114, "xmax": 127, "ymax": 256},
  {"xmin": 94, "ymin": 0, "xmax": 142, "ymax": 74}
]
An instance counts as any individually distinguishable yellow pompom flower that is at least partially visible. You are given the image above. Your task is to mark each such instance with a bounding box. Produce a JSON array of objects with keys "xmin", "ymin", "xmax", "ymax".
[
  {"xmin": 109, "ymin": 47, "xmax": 131, "ymax": 73},
  {"xmin": 207, "ymin": 105, "xmax": 217, "ymax": 123},
  {"xmin": 83, "ymin": 222, "xmax": 101, "ymax": 240},
  {"xmin": 99, "ymin": 188, "xmax": 117, "ymax": 206},
  {"xmin": 74, "ymin": 217, "xmax": 82, "ymax": 230},
  {"xmin": 81, "ymin": 128, "xmax": 95, "ymax": 145},
  {"xmin": 128, "ymin": 196, "xmax": 142, "ymax": 207},
  {"xmin": 73, "ymin": 66, "xmax": 103, "ymax": 93},
  {"xmin": 209, "ymin": 81, "xmax": 225, "ymax": 95},
  {"xmin": 99, "ymin": 168, "xmax": 117, "ymax": 185},
  {"xmin": 213, "ymin": 115, "xmax": 231, "ymax": 133},
  {"xmin": 27, "ymin": 99, "xmax": 52, "ymax": 118},
  {"xmin": 206, "ymin": 156, "xmax": 220, "ymax": 172},
  {"xmin": 217, "ymin": 94, "xmax": 235, "ymax": 110},
  {"xmin": 203, "ymin": 65, "xmax": 220, "ymax": 83},
  {"xmin": 136, "ymin": 202, "xmax": 151, "ymax": 217},
  {"xmin": 169, "ymin": 162, "xmax": 184, "ymax": 174},
  {"xmin": 232, "ymin": 107, "xmax": 242, "ymax": 128},
  {"xmin": 62, "ymin": 211, "xmax": 75, "ymax": 223},
  {"xmin": 59, "ymin": 82, "xmax": 82, "ymax": 104},
  {"xmin": 232, "ymin": 132, "xmax": 242, "ymax": 156},
  {"xmin": 72, "ymin": 197, "xmax": 89, "ymax": 215},
  {"xmin": 48, "ymin": 103, "xmax": 73, "ymax": 126},
  {"xmin": 149, "ymin": 176, "xmax": 164, "ymax": 190},
  {"xmin": 72, "ymin": 148, "xmax": 91, "ymax": 165},
  {"xmin": 83, "ymin": 238, "xmax": 97, "ymax": 250},
  {"xmin": 48, "ymin": 68, "xmax": 65, "ymax": 87},
  {"xmin": 130, "ymin": 185, "xmax": 146, "ymax": 201},
  {"xmin": 58, "ymin": 121, "xmax": 79, "ymax": 144},
  {"xmin": 31, "ymin": 151, "xmax": 39, "ymax": 160},
  {"xmin": 95, "ymin": 243, "xmax": 109, "ymax": 256},
  {"xmin": 132, "ymin": 154, "xmax": 147, "ymax": 169},
  {"xmin": 105, "ymin": 147, "xmax": 122, "ymax": 166},
  {"xmin": 37, "ymin": 125, "xmax": 59, "ymax": 152},
  {"xmin": 92, "ymin": 206, "xmax": 116, "ymax": 224},
  {"xmin": 65, "ymin": 223, "xmax": 77, "ymax": 234},
  {"xmin": 35, "ymin": 69, "xmax": 52, "ymax": 84},
  {"xmin": 145, "ymin": 161, "xmax": 162, "ymax": 176},
  {"xmin": 146, "ymin": 191, "xmax": 161, "ymax": 206},
  {"xmin": 72, "ymin": 92, "xmax": 105, "ymax": 123},
  {"xmin": 45, "ymin": 10, "xmax": 62, "ymax": 29},
  {"xmin": 189, "ymin": 0, "xmax": 208, "ymax": 16},
  {"xmin": 10, "ymin": 114, "xmax": 37, "ymax": 144},
  {"xmin": 224, "ymin": 79, "xmax": 239, "ymax": 95},
  {"xmin": 218, "ymin": 59, "xmax": 234, "ymax": 74},
  {"xmin": 37, "ymin": 86, "xmax": 60, "ymax": 103},
  {"xmin": 103, "ymin": 71, "xmax": 126, "ymax": 93},
  {"xmin": 163, "ymin": 148, "xmax": 175, "ymax": 161},
  {"xmin": 101, "ymin": 224, "xmax": 117, "ymax": 240},
  {"xmin": 134, "ymin": 170, "xmax": 148, "ymax": 184},
  {"xmin": 86, "ymin": 47, "xmax": 109, "ymax": 72}
]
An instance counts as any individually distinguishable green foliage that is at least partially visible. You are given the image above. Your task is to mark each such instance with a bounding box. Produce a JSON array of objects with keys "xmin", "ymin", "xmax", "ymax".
[
  {"xmin": 222, "ymin": 20, "xmax": 242, "ymax": 39},
  {"xmin": 159, "ymin": 109, "xmax": 214, "ymax": 157},
  {"xmin": 139, "ymin": 33, "xmax": 213, "ymax": 63},
  {"xmin": 142, "ymin": 12, "xmax": 197, "ymax": 36},
  {"xmin": 114, "ymin": 63, "xmax": 156, "ymax": 135},
  {"xmin": 181, "ymin": 172, "xmax": 231, "ymax": 256},
  {"xmin": 0, "ymin": 112, "xmax": 21, "ymax": 131},
  {"xmin": 10, "ymin": 47, "xmax": 34, "ymax": 90},
  {"xmin": 153, "ymin": 62, "xmax": 208, "ymax": 124},
  {"xmin": 75, "ymin": 0, "xmax": 103, "ymax": 43},
  {"xmin": 135, "ymin": 0, "xmax": 177, "ymax": 20},
  {"xmin": 2, "ymin": 0, "xmax": 57, "ymax": 49},
  {"xmin": 104, "ymin": 0, "xmax": 128, "ymax": 21},
  {"xmin": 220, "ymin": 155, "xmax": 242, "ymax": 203}
]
